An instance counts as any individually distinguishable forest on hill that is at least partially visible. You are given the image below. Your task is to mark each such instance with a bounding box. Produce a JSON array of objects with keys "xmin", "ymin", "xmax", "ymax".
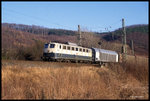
[
  {"xmin": 1, "ymin": 23, "xmax": 149, "ymax": 60},
  {"xmin": 2, "ymin": 23, "xmax": 77, "ymax": 36},
  {"xmin": 101, "ymin": 24, "xmax": 148, "ymax": 56},
  {"xmin": 2, "ymin": 24, "xmax": 77, "ymax": 60}
]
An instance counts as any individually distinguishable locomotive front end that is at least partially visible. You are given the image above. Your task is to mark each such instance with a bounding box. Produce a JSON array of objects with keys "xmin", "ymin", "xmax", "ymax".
[{"xmin": 42, "ymin": 42, "xmax": 56, "ymax": 61}]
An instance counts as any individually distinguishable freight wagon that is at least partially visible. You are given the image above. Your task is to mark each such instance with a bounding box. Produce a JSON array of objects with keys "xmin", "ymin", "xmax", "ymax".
[{"xmin": 91, "ymin": 48, "xmax": 118, "ymax": 65}]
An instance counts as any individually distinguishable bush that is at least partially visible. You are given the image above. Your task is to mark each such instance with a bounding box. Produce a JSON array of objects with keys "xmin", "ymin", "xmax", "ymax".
[
  {"xmin": 2, "ymin": 40, "xmax": 45, "ymax": 61},
  {"xmin": 22, "ymin": 40, "xmax": 44, "ymax": 61},
  {"xmin": 29, "ymin": 40, "xmax": 44, "ymax": 60}
]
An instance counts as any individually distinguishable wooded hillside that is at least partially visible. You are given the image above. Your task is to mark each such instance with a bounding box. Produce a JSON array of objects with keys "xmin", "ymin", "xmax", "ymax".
[
  {"xmin": 101, "ymin": 24, "xmax": 148, "ymax": 56},
  {"xmin": 1, "ymin": 23, "xmax": 148, "ymax": 60}
]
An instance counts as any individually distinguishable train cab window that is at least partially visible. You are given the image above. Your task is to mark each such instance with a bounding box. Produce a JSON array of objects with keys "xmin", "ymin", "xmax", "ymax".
[
  {"xmin": 86, "ymin": 49, "xmax": 88, "ymax": 53},
  {"xmin": 67, "ymin": 46, "xmax": 70, "ymax": 50},
  {"xmin": 72, "ymin": 47, "xmax": 75, "ymax": 51},
  {"xmin": 50, "ymin": 44, "xmax": 55, "ymax": 48},
  {"xmin": 79, "ymin": 48, "xmax": 82, "ymax": 52},
  {"xmin": 60, "ymin": 45, "xmax": 61, "ymax": 49},
  {"xmin": 63, "ymin": 46, "xmax": 66, "ymax": 49},
  {"xmin": 83, "ymin": 49, "xmax": 85, "ymax": 52},
  {"xmin": 76, "ymin": 48, "xmax": 78, "ymax": 51},
  {"xmin": 44, "ymin": 44, "xmax": 49, "ymax": 48}
]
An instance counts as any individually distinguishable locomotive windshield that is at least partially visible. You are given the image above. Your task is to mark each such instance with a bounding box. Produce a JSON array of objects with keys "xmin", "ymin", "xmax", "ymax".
[
  {"xmin": 44, "ymin": 44, "xmax": 49, "ymax": 48},
  {"xmin": 50, "ymin": 44, "xmax": 55, "ymax": 48}
]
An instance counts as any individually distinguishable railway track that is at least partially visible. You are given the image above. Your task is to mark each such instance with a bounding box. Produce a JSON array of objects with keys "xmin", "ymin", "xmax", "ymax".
[{"xmin": 2, "ymin": 60, "xmax": 101, "ymax": 68}]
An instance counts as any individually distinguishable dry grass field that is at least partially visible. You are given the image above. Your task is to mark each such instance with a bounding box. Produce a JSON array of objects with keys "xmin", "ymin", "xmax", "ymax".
[{"xmin": 1, "ymin": 55, "xmax": 149, "ymax": 100}]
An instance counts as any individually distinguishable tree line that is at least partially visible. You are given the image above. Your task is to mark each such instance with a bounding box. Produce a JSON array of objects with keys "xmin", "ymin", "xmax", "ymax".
[{"xmin": 2, "ymin": 23, "xmax": 77, "ymax": 36}]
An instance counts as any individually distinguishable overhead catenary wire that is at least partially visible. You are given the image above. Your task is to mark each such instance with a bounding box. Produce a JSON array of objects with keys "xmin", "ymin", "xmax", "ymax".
[
  {"xmin": 3, "ymin": 7, "xmax": 122, "ymax": 33},
  {"xmin": 2, "ymin": 7, "xmax": 75, "ymax": 30},
  {"xmin": 79, "ymin": 19, "xmax": 122, "ymax": 33},
  {"xmin": 2, "ymin": 8, "xmax": 40, "ymax": 26}
]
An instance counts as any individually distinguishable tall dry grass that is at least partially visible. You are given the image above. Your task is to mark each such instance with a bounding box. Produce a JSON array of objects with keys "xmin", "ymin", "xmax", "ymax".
[
  {"xmin": 107, "ymin": 55, "xmax": 149, "ymax": 99},
  {"xmin": 2, "ymin": 55, "xmax": 149, "ymax": 99},
  {"xmin": 2, "ymin": 65, "xmax": 110, "ymax": 99},
  {"xmin": 123, "ymin": 55, "xmax": 149, "ymax": 84}
]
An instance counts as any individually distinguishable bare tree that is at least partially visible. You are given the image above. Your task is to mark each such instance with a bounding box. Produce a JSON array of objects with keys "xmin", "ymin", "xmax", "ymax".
[{"xmin": 80, "ymin": 28, "xmax": 100, "ymax": 48}]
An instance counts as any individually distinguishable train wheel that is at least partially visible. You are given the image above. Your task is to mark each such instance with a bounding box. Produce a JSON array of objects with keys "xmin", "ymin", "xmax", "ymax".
[
  {"xmin": 75, "ymin": 60, "xmax": 78, "ymax": 63},
  {"xmin": 98, "ymin": 62, "xmax": 103, "ymax": 67},
  {"xmin": 67, "ymin": 60, "xmax": 70, "ymax": 63},
  {"xmin": 104, "ymin": 63, "xmax": 108, "ymax": 67}
]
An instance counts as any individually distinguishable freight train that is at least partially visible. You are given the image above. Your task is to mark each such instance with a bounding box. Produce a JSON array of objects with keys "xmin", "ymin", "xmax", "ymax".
[{"xmin": 42, "ymin": 41, "xmax": 119, "ymax": 66}]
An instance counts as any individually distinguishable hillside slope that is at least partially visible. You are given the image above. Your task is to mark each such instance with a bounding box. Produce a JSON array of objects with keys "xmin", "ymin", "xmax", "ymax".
[
  {"xmin": 2, "ymin": 23, "xmax": 77, "ymax": 36},
  {"xmin": 1, "ymin": 23, "xmax": 148, "ymax": 60},
  {"xmin": 2, "ymin": 26, "xmax": 77, "ymax": 49},
  {"xmin": 2, "ymin": 26, "xmax": 77, "ymax": 60},
  {"xmin": 101, "ymin": 24, "xmax": 149, "ymax": 56}
]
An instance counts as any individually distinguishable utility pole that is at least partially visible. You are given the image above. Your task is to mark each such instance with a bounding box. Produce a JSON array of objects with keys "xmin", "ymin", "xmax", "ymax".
[
  {"xmin": 112, "ymin": 32, "xmax": 114, "ymax": 40},
  {"xmin": 98, "ymin": 42, "xmax": 102, "ymax": 49},
  {"xmin": 130, "ymin": 40, "xmax": 134, "ymax": 55},
  {"xmin": 78, "ymin": 25, "xmax": 82, "ymax": 46},
  {"xmin": 122, "ymin": 18, "xmax": 127, "ymax": 61}
]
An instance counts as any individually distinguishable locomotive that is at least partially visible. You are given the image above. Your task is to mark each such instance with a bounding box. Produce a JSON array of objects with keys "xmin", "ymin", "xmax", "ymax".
[{"xmin": 42, "ymin": 41, "xmax": 119, "ymax": 65}]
